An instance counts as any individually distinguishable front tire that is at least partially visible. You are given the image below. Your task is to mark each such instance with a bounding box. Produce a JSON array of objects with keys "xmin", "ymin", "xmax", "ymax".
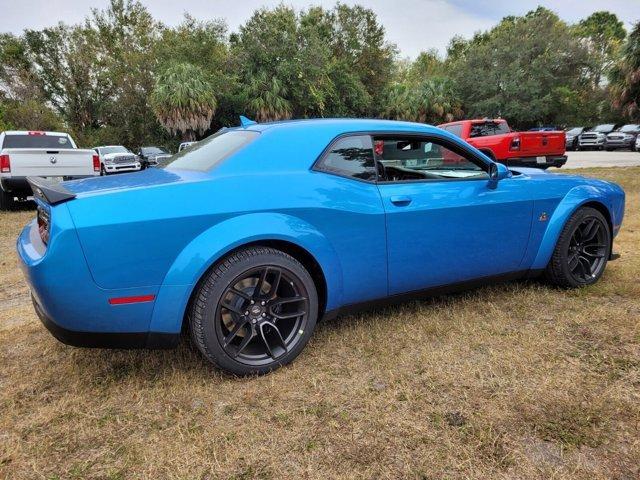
[
  {"xmin": 544, "ymin": 207, "xmax": 611, "ymax": 288},
  {"xmin": 189, "ymin": 246, "xmax": 318, "ymax": 375}
]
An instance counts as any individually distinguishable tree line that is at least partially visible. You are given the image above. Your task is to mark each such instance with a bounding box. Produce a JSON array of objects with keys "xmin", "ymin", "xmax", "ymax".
[{"xmin": 0, "ymin": 0, "xmax": 638, "ymax": 150}]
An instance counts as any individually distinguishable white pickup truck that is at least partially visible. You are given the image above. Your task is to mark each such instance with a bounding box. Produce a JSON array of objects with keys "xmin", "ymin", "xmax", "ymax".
[{"xmin": 0, "ymin": 130, "xmax": 99, "ymax": 210}]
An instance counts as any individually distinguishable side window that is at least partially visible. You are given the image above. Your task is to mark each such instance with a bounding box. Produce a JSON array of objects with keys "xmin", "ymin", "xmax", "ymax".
[
  {"xmin": 442, "ymin": 124, "xmax": 463, "ymax": 138},
  {"xmin": 375, "ymin": 137, "xmax": 488, "ymax": 182},
  {"xmin": 315, "ymin": 135, "xmax": 377, "ymax": 182}
]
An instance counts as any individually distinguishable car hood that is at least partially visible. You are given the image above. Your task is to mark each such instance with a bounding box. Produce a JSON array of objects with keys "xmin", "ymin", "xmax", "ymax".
[{"xmin": 62, "ymin": 167, "xmax": 208, "ymax": 197}]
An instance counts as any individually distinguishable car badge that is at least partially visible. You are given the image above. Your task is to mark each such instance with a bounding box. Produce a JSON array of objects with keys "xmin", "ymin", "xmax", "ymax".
[
  {"xmin": 49, "ymin": 156, "xmax": 57, "ymax": 164},
  {"xmin": 539, "ymin": 212, "xmax": 548, "ymax": 222}
]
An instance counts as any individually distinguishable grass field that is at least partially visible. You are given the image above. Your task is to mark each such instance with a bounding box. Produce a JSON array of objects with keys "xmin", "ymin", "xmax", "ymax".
[{"xmin": 1, "ymin": 168, "xmax": 638, "ymax": 479}]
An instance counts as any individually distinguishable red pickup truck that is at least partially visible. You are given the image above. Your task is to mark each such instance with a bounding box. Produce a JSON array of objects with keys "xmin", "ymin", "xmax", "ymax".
[{"xmin": 438, "ymin": 119, "xmax": 567, "ymax": 169}]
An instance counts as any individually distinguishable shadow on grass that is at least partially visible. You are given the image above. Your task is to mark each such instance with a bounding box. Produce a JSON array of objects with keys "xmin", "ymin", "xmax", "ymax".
[{"xmin": 61, "ymin": 279, "xmax": 551, "ymax": 385}]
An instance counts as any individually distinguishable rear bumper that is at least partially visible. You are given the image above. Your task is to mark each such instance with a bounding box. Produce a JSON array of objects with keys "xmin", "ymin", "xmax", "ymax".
[
  {"xmin": 17, "ymin": 209, "xmax": 178, "ymax": 349},
  {"xmin": 503, "ymin": 155, "xmax": 567, "ymax": 168},
  {"xmin": 32, "ymin": 294, "xmax": 178, "ymax": 349}
]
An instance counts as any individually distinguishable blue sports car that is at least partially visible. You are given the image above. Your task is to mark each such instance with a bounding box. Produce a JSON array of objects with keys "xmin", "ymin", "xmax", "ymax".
[{"xmin": 18, "ymin": 118, "xmax": 625, "ymax": 375}]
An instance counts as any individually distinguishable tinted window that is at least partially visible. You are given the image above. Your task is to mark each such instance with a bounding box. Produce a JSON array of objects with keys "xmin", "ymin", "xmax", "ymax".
[
  {"xmin": 316, "ymin": 135, "xmax": 376, "ymax": 181},
  {"xmin": 442, "ymin": 124, "xmax": 463, "ymax": 138},
  {"xmin": 375, "ymin": 137, "xmax": 487, "ymax": 182},
  {"xmin": 164, "ymin": 130, "xmax": 258, "ymax": 171},
  {"xmin": 2, "ymin": 134, "xmax": 73, "ymax": 149},
  {"xmin": 469, "ymin": 122, "xmax": 509, "ymax": 137}
]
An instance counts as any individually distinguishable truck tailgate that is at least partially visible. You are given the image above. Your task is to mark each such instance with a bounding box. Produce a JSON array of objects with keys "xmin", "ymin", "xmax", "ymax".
[
  {"xmin": 3, "ymin": 148, "xmax": 96, "ymax": 178},
  {"xmin": 519, "ymin": 131, "xmax": 565, "ymax": 156}
]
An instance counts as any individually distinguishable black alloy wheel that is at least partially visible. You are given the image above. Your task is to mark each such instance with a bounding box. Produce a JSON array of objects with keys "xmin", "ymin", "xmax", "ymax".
[
  {"xmin": 545, "ymin": 207, "xmax": 611, "ymax": 288},
  {"xmin": 189, "ymin": 247, "xmax": 318, "ymax": 375},
  {"xmin": 216, "ymin": 265, "xmax": 310, "ymax": 365}
]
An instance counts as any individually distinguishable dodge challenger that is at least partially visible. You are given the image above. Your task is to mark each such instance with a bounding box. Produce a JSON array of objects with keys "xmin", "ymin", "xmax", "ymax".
[{"xmin": 17, "ymin": 118, "xmax": 625, "ymax": 375}]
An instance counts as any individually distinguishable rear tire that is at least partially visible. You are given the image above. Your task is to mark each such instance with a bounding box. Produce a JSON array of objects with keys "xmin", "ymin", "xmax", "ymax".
[
  {"xmin": 189, "ymin": 246, "xmax": 318, "ymax": 375},
  {"xmin": 544, "ymin": 207, "xmax": 610, "ymax": 288},
  {"xmin": 0, "ymin": 188, "xmax": 15, "ymax": 211}
]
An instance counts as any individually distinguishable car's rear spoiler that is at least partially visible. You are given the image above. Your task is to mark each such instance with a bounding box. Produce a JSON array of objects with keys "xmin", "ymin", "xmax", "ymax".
[{"xmin": 27, "ymin": 176, "xmax": 76, "ymax": 205}]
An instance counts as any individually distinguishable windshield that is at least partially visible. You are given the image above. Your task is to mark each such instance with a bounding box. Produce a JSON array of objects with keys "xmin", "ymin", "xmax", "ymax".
[
  {"xmin": 142, "ymin": 147, "xmax": 168, "ymax": 155},
  {"xmin": 566, "ymin": 128, "xmax": 582, "ymax": 135},
  {"xmin": 100, "ymin": 146, "xmax": 130, "ymax": 155},
  {"xmin": 163, "ymin": 130, "xmax": 259, "ymax": 171},
  {"xmin": 593, "ymin": 124, "xmax": 615, "ymax": 132},
  {"xmin": 620, "ymin": 124, "xmax": 639, "ymax": 132},
  {"xmin": 2, "ymin": 134, "xmax": 74, "ymax": 149}
]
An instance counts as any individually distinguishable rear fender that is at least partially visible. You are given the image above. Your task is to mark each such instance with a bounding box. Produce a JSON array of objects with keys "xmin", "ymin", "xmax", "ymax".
[
  {"xmin": 530, "ymin": 185, "xmax": 612, "ymax": 270},
  {"xmin": 149, "ymin": 213, "xmax": 343, "ymax": 334}
]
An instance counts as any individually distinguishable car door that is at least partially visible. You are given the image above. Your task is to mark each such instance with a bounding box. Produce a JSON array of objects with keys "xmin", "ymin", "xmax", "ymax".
[{"xmin": 375, "ymin": 134, "xmax": 534, "ymax": 295}]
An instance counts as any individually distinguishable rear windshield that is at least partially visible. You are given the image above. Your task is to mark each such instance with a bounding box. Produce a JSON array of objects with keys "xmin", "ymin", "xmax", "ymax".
[
  {"xmin": 163, "ymin": 130, "xmax": 259, "ymax": 171},
  {"xmin": 441, "ymin": 124, "xmax": 463, "ymax": 138},
  {"xmin": 469, "ymin": 122, "xmax": 509, "ymax": 137},
  {"xmin": 2, "ymin": 134, "xmax": 73, "ymax": 149}
]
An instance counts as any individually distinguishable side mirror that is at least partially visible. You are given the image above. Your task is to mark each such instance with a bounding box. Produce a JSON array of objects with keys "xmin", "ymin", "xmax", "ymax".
[{"xmin": 488, "ymin": 162, "xmax": 510, "ymax": 188}]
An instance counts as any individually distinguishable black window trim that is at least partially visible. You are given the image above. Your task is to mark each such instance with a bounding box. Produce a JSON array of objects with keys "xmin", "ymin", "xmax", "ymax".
[{"xmin": 312, "ymin": 131, "xmax": 494, "ymax": 186}]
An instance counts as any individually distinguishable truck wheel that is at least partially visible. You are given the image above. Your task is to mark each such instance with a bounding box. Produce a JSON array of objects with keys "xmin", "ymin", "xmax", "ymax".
[
  {"xmin": 100, "ymin": 165, "xmax": 107, "ymax": 176},
  {"xmin": 0, "ymin": 188, "xmax": 16, "ymax": 211}
]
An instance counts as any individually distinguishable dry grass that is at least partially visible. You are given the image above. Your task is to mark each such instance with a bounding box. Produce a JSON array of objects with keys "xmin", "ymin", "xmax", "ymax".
[{"xmin": 1, "ymin": 168, "xmax": 639, "ymax": 480}]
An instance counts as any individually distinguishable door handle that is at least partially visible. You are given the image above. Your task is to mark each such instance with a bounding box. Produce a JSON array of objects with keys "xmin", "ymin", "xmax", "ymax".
[{"xmin": 390, "ymin": 195, "xmax": 412, "ymax": 206}]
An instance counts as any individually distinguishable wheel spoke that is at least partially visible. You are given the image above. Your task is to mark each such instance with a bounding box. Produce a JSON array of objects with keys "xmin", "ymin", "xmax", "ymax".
[
  {"xmin": 578, "ymin": 255, "xmax": 593, "ymax": 277},
  {"xmin": 269, "ymin": 296, "xmax": 307, "ymax": 320},
  {"xmin": 258, "ymin": 321, "xmax": 287, "ymax": 359},
  {"xmin": 230, "ymin": 288, "xmax": 251, "ymax": 301},
  {"xmin": 224, "ymin": 319, "xmax": 249, "ymax": 346},
  {"xmin": 266, "ymin": 268, "xmax": 282, "ymax": 298},
  {"xmin": 254, "ymin": 268, "xmax": 269, "ymax": 297},
  {"xmin": 581, "ymin": 219, "xmax": 599, "ymax": 242},
  {"xmin": 221, "ymin": 301, "xmax": 245, "ymax": 317},
  {"xmin": 231, "ymin": 327, "xmax": 255, "ymax": 358},
  {"xmin": 568, "ymin": 253, "xmax": 580, "ymax": 272}
]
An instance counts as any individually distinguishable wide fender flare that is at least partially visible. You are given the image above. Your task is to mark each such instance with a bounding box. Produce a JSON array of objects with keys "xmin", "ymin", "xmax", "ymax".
[
  {"xmin": 530, "ymin": 185, "xmax": 611, "ymax": 270},
  {"xmin": 149, "ymin": 213, "xmax": 343, "ymax": 333}
]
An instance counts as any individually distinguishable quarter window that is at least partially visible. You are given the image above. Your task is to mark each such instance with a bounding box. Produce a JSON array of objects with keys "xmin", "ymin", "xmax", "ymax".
[
  {"xmin": 375, "ymin": 137, "xmax": 488, "ymax": 182},
  {"xmin": 315, "ymin": 135, "xmax": 377, "ymax": 181}
]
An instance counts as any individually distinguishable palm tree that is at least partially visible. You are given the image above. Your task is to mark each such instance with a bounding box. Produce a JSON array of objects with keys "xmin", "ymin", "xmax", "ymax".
[
  {"xmin": 151, "ymin": 63, "xmax": 216, "ymax": 141},
  {"xmin": 246, "ymin": 72, "xmax": 291, "ymax": 122},
  {"xmin": 610, "ymin": 22, "xmax": 640, "ymax": 120}
]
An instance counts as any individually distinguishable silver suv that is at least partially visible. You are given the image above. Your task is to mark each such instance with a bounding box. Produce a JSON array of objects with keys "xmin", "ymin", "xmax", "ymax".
[{"xmin": 577, "ymin": 124, "xmax": 617, "ymax": 151}]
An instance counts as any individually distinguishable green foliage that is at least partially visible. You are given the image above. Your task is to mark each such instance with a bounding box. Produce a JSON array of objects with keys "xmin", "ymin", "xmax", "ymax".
[
  {"xmin": 151, "ymin": 63, "xmax": 217, "ymax": 140},
  {"xmin": 0, "ymin": 1, "xmax": 633, "ymax": 145},
  {"xmin": 610, "ymin": 22, "xmax": 640, "ymax": 120}
]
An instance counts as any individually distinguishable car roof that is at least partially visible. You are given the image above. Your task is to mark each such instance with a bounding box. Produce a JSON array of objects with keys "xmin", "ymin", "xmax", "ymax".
[
  {"xmin": 230, "ymin": 118, "xmax": 444, "ymax": 136},
  {"xmin": 95, "ymin": 145, "xmax": 127, "ymax": 148}
]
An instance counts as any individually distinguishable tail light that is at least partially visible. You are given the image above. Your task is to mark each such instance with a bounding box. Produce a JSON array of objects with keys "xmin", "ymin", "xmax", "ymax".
[
  {"xmin": 510, "ymin": 136, "xmax": 521, "ymax": 151},
  {"xmin": 92, "ymin": 154, "xmax": 100, "ymax": 172},
  {"xmin": 37, "ymin": 205, "xmax": 51, "ymax": 245},
  {"xmin": 0, "ymin": 154, "xmax": 10, "ymax": 173}
]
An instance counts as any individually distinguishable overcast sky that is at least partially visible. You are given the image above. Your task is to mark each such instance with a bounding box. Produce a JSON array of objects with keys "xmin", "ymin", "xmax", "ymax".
[{"xmin": 2, "ymin": 0, "xmax": 639, "ymax": 57}]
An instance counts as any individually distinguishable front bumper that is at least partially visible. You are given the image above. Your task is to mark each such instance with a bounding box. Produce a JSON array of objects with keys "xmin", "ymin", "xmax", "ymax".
[
  {"xmin": 578, "ymin": 138, "xmax": 605, "ymax": 148},
  {"xmin": 605, "ymin": 138, "xmax": 634, "ymax": 149},
  {"xmin": 104, "ymin": 163, "xmax": 141, "ymax": 174},
  {"xmin": 503, "ymin": 155, "xmax": 567, "ymax": 169}
]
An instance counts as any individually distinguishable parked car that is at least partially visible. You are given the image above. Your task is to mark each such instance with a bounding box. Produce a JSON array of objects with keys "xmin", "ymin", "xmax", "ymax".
[
  {"xmin": 438, "ymin": 118, "xmax": 567, "ymax": 168},
  {"xmin": 605, "ymin": 124, "xmax": 640, "ymax": 151},
  {"xmin": 138, "ymin": 146, "xmax": 171, "ymax": 169},
  {"xmin": 565, "ymin": 127, "xmax": 591, "ymax": 151},
  {"xmin": 0, "ymin": 130, "xmax": 99, "ymax": 210},
  {"xmin": 94, "ymin": 145, "xmax": 141, "ymax": 175},
  {"xmin": 577, "ymin": 124, "xmax": 617, "ymax": 150},
  {"xmin": 178, "ymin": 141, "xmax": 196, "ymax": 152},
  {"xmin": 18, "ymin": 119, "xmax": 625, "ymax": 375}
]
